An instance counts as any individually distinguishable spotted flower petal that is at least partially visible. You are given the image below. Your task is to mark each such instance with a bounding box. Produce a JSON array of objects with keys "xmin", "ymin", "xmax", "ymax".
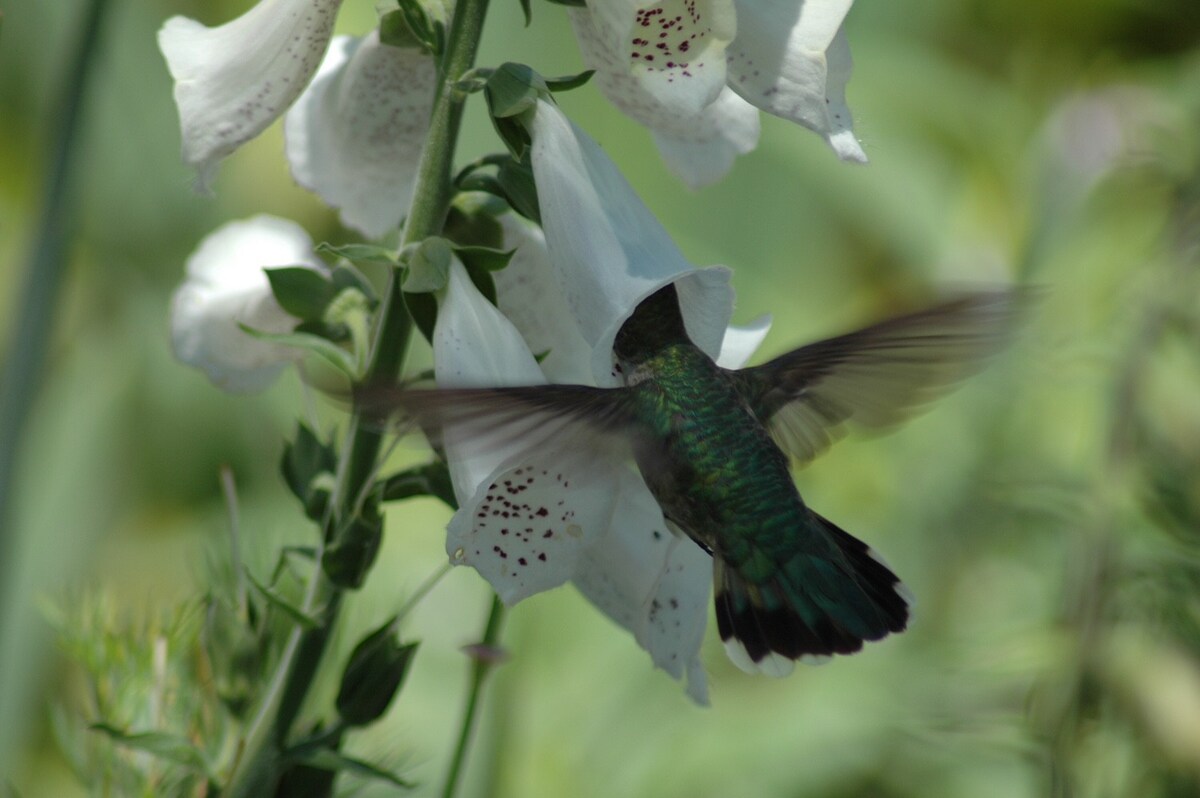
[
  {"xmin": 570, "ymin": 8, "xmax": 759, "ymax": 187},
  {"xmin": 528, "ymin": 98, "xmax": 736, "ymax": 386},
  {"xmin": 581, "ymin": 0, "xmax": 736, "ymax": 118},
  {"xmin": 158, "ymin": 0, "xmax": 343, "ymax": 188},
  {"xmin": 725, "ymin": 0, "xmax": 866, "ymax": 162},
  {"xmin": 434, "ymin": 258, "xmax": 717, "ymax": 702},
  {"xmin": 170, "ymin": 215, "xmax": 327, "ymax": 393},
  {"xmin": 285, "ymin": 32, "xmax": 436, "ymax": 239}
]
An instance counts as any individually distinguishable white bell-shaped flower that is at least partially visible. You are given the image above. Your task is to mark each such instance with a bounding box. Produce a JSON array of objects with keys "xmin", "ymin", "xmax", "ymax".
[
  {"xmin": 285, "ymin": 32, "xmax": 437, "ymax": 239},
  {"xmin": 158, "ymin": 0, "xmax": 344, "ymax": 189},
  {"xmin": 433, "ymin": 100, "xmax": 770, "ymax": 701},
  {"xmin": 567, "ymin": 0, "xmax": 865, "ymax": 186},
  {"xmin": 170, "ymin": 215, "xmax": 328, "ymax": 393}
]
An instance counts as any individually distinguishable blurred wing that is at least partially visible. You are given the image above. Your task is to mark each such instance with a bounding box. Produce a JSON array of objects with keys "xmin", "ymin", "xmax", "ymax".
[
  {"xmin": 731, "ymin": 290, "xmax": 1026, "ymax": 464},
  {"xmin": 355, "ymin": 383, "xmax": 647, "ymax": 470}
]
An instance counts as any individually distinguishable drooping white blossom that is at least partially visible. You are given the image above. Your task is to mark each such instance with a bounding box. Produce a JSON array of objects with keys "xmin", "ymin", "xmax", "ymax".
[
  {"xmin": 170, "ymin": 215, "xmax": 327, "ymax": 393},
  {"xmin": 285, "ymin": 32, "xmax": 437, "ymax": 239},
  {"xmin": 158, "ymin": 0, "xmax": 344, "ymax": 190},
  {"xmin": 433, "ymin": 100, "xmax": 770, "ymax": 701},
  {"xmin": 567, "ymin": 0, "xmax": 864, "ymax": 186}
]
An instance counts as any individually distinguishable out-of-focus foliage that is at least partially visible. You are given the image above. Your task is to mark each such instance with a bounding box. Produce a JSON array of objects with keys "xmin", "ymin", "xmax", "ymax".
[{"xmin": 2, "ymin": 0, "xmax": 1199, "ymax": 796}]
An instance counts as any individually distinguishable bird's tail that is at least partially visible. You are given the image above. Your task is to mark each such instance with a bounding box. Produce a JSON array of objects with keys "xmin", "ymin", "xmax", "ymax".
[{"xmin": 714, "ymin": 512, "xmax": 912, "ymax": 676}]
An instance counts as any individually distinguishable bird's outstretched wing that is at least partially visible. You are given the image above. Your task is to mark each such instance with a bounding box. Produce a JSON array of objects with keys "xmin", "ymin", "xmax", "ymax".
[
  {"xmin": 355, "ymin": 383, "xmax": 648, "ymax": 472},
  {"xmin": 730, "ymin": 290, "xmax": 1026, "ymax": 464}
]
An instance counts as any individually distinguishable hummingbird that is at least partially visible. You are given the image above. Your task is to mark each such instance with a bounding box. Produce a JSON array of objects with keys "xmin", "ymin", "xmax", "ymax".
[{"xmin": 363, "ymin": 285, "xmax": 1021, "ymax": 675}]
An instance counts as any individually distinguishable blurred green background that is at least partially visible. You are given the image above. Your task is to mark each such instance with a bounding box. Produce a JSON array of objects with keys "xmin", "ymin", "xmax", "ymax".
[{"xmin": 3, "ymin": 0, "xmax": 1200, "ymax": 795}]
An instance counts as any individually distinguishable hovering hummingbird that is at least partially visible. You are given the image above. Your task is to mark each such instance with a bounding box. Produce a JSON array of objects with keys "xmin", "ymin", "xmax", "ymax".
[{"xmin": 363, "ymin": 285, "xmax": 1021, "ymax": 675}]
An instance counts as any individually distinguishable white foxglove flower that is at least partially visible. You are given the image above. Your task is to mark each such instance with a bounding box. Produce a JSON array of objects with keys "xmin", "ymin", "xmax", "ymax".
[
  {"xmin": 170, "ymin": 215, "xmax": 327, "ymax": 393},
  {"xmin": 432, "ymin": 100, "xmax": 770, "ymax": 702},
  {"xmin": 567, "ymin": 0, "xmax": 864, "ymax": 186},
  {"xmin": 285, "ymin": 31, "xmax": 437, "ymax": 239},
  {"xmin": 158, "ymin": 0, "xmax": 344, "ymax": 190}
]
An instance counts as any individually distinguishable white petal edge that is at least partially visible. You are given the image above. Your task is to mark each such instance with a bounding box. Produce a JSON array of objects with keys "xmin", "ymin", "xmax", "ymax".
[
  {"xmin": 569, "ymin": 469, "xmax": 712, "ymax": 704},
  {"xmin": 716, "ymin": 314, "xmax": 772, "ymax": 369},
  {"xmin": 284, "ymin": 33, "xmax": 436, "ymax": 239},
  {"xmin": 528, "ymin": 98, "xmax": 735, "ymax": 386},
  {"xmin": 158, "ymin": 0, "xmax": 343, "ymax": 189},
  {"xmin": 725, "ymin": 0, "xmax": 866, "ymax": 162},
  {"xmin": 169, "ymin": 215, "xmax": 323, "ymax": 393},
  {"xmin": 650, "ymin": 88, "xmax": 762, "ymax": 188}
]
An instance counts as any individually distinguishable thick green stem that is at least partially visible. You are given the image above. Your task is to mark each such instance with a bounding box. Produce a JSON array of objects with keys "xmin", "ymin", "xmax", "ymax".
[{"xmin": 224, "ymin": 0, "xmax": 492, "ymax": 794}]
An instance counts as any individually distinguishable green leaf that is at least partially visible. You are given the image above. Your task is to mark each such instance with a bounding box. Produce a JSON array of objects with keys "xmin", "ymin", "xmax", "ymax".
[
  {"xmin": 288, "ymin": 748, "xmax": 414, "ymax": 788},
  {"xmin": 245, "ymin": 570, "xmax": 321, "ymax": 629},
  {"xmin": 265, "ymin": 267, "xmax": 336, "ymax": 322},
  {"xmin": 381, "ymin": 461, "xmax": 457, "ymax": 508},
  {"xmin": 323, "ymin": 508, "xmax": 384, "ymax": 589},
  {"xmin": 402, "ymin": 237, "xmax": 453, "ymax": 293},
  {"xmin": 281, "ymin": 423, "xmax": 337, "ymax": 520},
  {"xmin": 497, "ymin": 154, "xmax": 541, "ymax": 224},
  {"xmin": 393, "ymin": 0, "xmax": 443, "ymax": 56},
  {"xmin": 456, "ymin": 245, "xmax": 515, "ymax": 274},
  {"xmin": 337, "ymin": 619, "xmax": 418, "ymax": 726},
  {"xmin": 404, "ymin": 291, "xmax": 438, "ymax": 344},
  {"xmin": 485, "ymin": 62, "xmax": 546, "ymax": 118},
  {"xmin": 492, "ymin": 114, "xmax": 532, "ymax": 161},
  {"xmin": 89, "ymin": 724, "xmax": 212, "ymax": 775},
  {"xmin": 545, "ymin": 69, "xmax": 595, "ymax": 93},
  {"xmin": 445, "ymin": 198, "xmax": 507, "ymax": 249},
  {"xmin": 315, "ymin": 241, "xmax": 397, "ymax": 266},
  {"xmin": 518, "ymin": 0, "xmax": 532, "ymax": 26},
  {"xmin": 238, "ymin": 325, "xmax": 359, "ymax": 378},
  {"xmin": 379, "ymin": 7, "xmax": 422, "ymax": 48}
]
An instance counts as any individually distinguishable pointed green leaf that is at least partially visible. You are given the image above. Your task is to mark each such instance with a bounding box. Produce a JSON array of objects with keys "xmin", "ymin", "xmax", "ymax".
[
  {"xmin": 491, "ymin": 114, "xmax": 531, "ymax": 161},
  {"xmin": 393, "ymin": 0, "xmax": 442, "ymax": 56},
  {"xmin": 497, "ymin": 154, "xmax": 541, "ymax": 223},
  {"xmin": 89, "ymin": 725, "xmax": 212, "ymax": 775},
  {"xmin": 265, "ymin": 267, "xmax": 336, "ymax": 322},
  {"xmin": 518, "ymin": 0, "xmax": 532, "ymax": 25},
  {"xmin": 289, "ymin": 748, "xmax": 415, "ymax": 788},
  {"xmin": 456, "ymin": 245, "xmax": 515, "ymax": 274},
  {"xmin": 485, "ymin": 62, "xmax": 546, "ymax": 118},
  {"xmin": 379, "ymin": 8, "xmax": 422, "ymax": 48},
  {"xmin": 245, "ymin": 570, "xmax": 321, "ymax": 629},
  {"xmin": 404, "ymin": 291, "xmax": 438, "ymax": 344},
  {"xmin": 337, "ymin": 619, "xmax": 418, "ymax": 726},
  {"xmin": 238, "ymin": 325, "xmax": 359, "ymax": 378},
  {"xmin": 281, "ymin": 423, "xmax": 337, "ymax": 520},
  {"xmin": 545, "ymin": 70, "xmax": 595, "ymax": 93},
  {"xmin": 315, "ymin": 241, "xmax": 397, "ymax": 266},
  {"xmin": 323, "ymin": 508, "xmax": 384, "ymax": 589}
]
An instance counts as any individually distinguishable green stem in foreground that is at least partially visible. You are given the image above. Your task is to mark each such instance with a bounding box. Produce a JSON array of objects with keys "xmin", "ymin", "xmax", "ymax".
[
  {"xmin": 224, "ymin": 0, "xmax": 492, "ymax": 794},
  {"xmin": 0, "ymin": 0, "xmax": 112, "ymax": 577},
  {"xmin": 441, "ymin": 595, "xmax": 507, "ymax": 798}
]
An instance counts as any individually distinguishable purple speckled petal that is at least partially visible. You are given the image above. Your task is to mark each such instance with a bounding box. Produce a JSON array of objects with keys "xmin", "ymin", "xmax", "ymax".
[{"xmin": 581, "ymin": 0, "xmax": 735, "ymax": 117}]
